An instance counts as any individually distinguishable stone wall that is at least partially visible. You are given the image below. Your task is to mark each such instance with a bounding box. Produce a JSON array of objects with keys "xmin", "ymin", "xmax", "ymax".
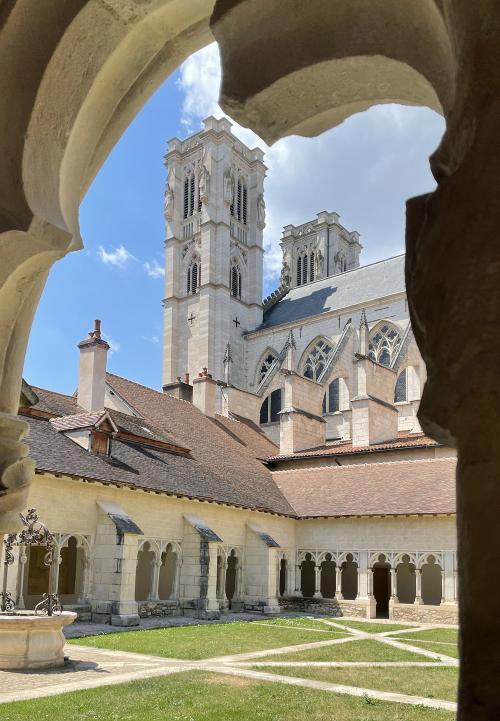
[
  {"xmin": 392, "ymin": 603, "xmax": 458, "ymax": 624},
  {"xmin": 138, "ymin": 600, "xmax": 179, "ymax": 618}
]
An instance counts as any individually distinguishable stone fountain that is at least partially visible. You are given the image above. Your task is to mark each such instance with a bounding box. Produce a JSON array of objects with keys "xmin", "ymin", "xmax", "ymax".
[{"xmin": 0, "ymin": 509, "xmax": 76, "ymax": 669}]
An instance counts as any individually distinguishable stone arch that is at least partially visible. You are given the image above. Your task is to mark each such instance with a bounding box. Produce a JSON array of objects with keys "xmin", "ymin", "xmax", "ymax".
[
  {"xmin": 259, "ymin": 387, "xmax": 282, "ymax": 425},
  {"xmin": 135, "ymin": 540, "xmax": 156, "ymax": 602},
  {"xmin": 319, "ymin": 552, "xmax": 336, "ymax": 598},
  {"xmin": 57, "ymin": 533, "xmax": 91, "ymax": 604},
  {"xmin": 299, "ymin": 552, "xmax": 315, "ymax": 598},
  {"xmin": 395, "ymin": 553, "xmax": 417, "ymax": 604},
  {"xmin": 339, "ymin": 552, "xmax": 358, "ymax": 601},
  {"xmin": 158, "ymin": 542, "xmax": 178, "ymax": 601},
  {"xmin": 371, "ymin": 553, "xmax": 391, "ymax": 618},
  {"xmin": 419, "ymin": 553, "xmax": 443, "ymax": 606}
]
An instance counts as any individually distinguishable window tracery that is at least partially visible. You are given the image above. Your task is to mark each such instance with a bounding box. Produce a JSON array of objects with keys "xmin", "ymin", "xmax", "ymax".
[
  {"xmin": 302, "ymin": 338, "xmax": 333, "ymax": 381},
  {"xmin": 259, "ymin": 353, "xmax": 277, "ymax": 383},
  {"xmin": 368, "ymin": 323, "xmax": 402, "ymax": 367}
]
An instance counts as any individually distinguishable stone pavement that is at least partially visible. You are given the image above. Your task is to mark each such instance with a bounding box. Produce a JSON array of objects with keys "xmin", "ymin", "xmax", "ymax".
[{"xmin": 0, "ymin": 616, "xmax": 459, "ymax": 712}]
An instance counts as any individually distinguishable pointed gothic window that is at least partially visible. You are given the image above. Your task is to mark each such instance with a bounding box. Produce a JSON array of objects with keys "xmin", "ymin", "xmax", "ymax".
[
  {"xmin": 260, "ymin": 389, "xmax": 282, "ymax": 424},
  {"xmin": 183, "ymin": 178, "xmax": 189, "ymax": 219},
  {"xmin": 368, "ymin": 323, "xmax": 402, "ymax": 367},
  {"xmin": 230, "ymin": 265, "xmax": 242, "ymax": 299},
  {"xmin": 259, "ymin": 353, "xmax": 277, "ymax": 383},
  {"xmin": 310, "ymin": 252, "xmax": 315, "ymax": 282},
  {"xmin": 189, "ymin": 175, "xmax": 195, "ymax": 216},
  {"xmin": 187, "ymin": 261, "xmax": 199, "ymax": 295},
  {"xmin": 302, "ymin": 339, "xmax": 333, "ymax": 381},
  {"xmin": 297, "ymin": 256, "xmax": 302, "ymax": 286},
  {"xmin": 394, "ymin": 368, "xmax": 408, "ymax": 403},
  {"xmin": 242, "ymin": 185, "xmax": 247, "ymax": 224},
  {"xmin": 302, "ymin": 253, "xmax": 308, "ymax": 285}
]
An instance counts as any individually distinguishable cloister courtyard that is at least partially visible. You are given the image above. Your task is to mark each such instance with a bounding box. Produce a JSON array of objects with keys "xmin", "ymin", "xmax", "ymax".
[{"xmin": 1, "ymin": 615, "xmax": 458, "ymax": 719}]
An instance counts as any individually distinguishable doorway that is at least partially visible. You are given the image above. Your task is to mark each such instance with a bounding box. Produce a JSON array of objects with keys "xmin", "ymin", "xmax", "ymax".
[{"xmin": 373, "ymin": 565, "xmax": 390, "ymax": 617}]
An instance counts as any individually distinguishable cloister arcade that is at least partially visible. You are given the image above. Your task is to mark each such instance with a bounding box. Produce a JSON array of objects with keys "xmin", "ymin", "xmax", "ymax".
[
  {"xmin": 134, "ymin": 539, "xmax": 182, "ymax": 605},
  {"xmin": 296, "ymin": 549, "xmax": 454, "ymax": 618},
  {"xmin": 216, "ymin": 546, "xmax": 243, "ymax": 610}
]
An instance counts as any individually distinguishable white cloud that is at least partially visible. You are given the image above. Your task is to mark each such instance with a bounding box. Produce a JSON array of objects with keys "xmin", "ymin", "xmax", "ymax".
[
  {"xmin": 144, "ymin": 259, "xmax": 165, "ymax": 279},
  {"xmin": 102, "ymin": 333, "xmax": 120, "ymax": 355},
  {"xmin": 142, "ymin": 334, "xmax": 160, "ymax": 345},
  {"xmin": 97, "ymin": 244, "xmax": 135, "ymax": 268},
  {"xmin": 177, "ymin": 43, "xmax": 445, "ymax": 295}
]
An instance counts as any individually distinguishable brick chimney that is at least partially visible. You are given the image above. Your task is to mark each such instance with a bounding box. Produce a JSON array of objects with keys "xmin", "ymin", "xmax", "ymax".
[
  {"xmin": 192, "ymin": 368, "xmax": 217, "ymax": 418},
  {"xmin": 77, "ymin": 320, "xmax": 109, "ymax": 412},
  {"xmin": 163, "ymin": 373, "xmax": 193, "ymax": 403}
]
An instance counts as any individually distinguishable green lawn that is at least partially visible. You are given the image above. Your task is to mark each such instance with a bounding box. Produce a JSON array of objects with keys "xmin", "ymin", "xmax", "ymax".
[
  {"xmin": 262, "ymin": 638, "xmax": 430, "ymax": 663},
  {"xmin": 393, "ymin": 639, "xmax": 459, "ymax": 659},
  {"xmin": 394, "ymin": 628, "xmax": 458, "ymax": 644},
  {"xmin": 331, "ymin": 619, "xmax": 414, "ymax": 633},
  {"xmin": 252, "ymin": 617, "xmax": 347, "ymax": 633},
  {"xmin": 69, "ymin": 621, "xmax": 349, "ymax": 660},
  {"xmin": 2, "ymin": 671, "xmax": 455, "ymax": 721},
  {"xmin": 254, "ymin": 665, "xmax": 458, "ymax": 702}
]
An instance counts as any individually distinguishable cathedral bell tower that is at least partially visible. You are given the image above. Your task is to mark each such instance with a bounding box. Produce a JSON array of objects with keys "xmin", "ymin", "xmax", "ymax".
[{"xmin": 162, "ymin": 117, "xmax": 266, "ymax": 388}]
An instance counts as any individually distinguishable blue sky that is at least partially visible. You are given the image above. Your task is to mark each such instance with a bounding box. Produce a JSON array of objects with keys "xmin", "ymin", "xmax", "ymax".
[{"xmin": 23, "ymin": 43, "xmax": 445, "ymax": 396}]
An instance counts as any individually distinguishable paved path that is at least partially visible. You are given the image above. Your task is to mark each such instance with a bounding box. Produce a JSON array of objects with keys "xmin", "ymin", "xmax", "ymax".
[{"xmin": 0, "ymin": 615, "xmax": 459, "ymax": 712}]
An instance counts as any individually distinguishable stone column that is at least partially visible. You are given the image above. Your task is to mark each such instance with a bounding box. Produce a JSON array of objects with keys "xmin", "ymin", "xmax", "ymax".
[
  {"xmin": 286, "ymin": 559, "xmax": 294, "ymax": 597},
  {"xmin": 172, "ymin": 558, "xmax": 182, "ymax": 600},
  {"xmin": 148, "ymin": 559, "xmax": 160, "ymax": 602},
  {"xmin": 313, "ymin": 565, "xmax": 322, "ymax": 599},
  {"xmin": 16, "ymin": 545, "xmax": 27, "ymax": 610},
  {"xmin": 295, "ymin": 564, "xmax": 302, "ymax": 598},
  {"xmin": 390, "ymin": 568, "xmax": 398, "ymax": 602},
  {"xmin": 442, "ymin": 551, "xmax": 456, "ymax": 604},
  {"xmin": 335, "ymin": 565, "xmax": 344, "ymax": 600},
  {"xmin": 414, "ymin": 569, "xmax": 423, "ymax": 605}
]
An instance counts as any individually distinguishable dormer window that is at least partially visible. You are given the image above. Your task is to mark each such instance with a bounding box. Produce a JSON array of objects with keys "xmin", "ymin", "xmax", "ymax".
[{"xmin": 91, "ymin": 429, "xmax": 111, "ymax": 456}]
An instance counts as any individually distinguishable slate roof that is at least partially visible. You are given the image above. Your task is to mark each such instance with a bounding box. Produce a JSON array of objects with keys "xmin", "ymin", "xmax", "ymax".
[
  {"xmin": 26, "ymin": 378, "xmax": 291, "ymax": 514},
  {"xmin": 267, "ymin": 433, "xmax": 440, "ymax": 462},
  {"xmin": 273, "ymin": 458, "xmax": 457, "ymax": 517},
  {"xmin": 49, "ymin": 410, "xmax": 112, "ymax": 432},
  {"xmin": 260, "ymin": 255, "xmax": 405, "ymax": 329}
]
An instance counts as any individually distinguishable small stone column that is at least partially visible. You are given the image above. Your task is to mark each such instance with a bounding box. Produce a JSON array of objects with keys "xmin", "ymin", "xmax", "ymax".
[
  {"xmin": 16, "ymin": 545, "xmax": 27, "ymax": 610},
  {"xmin": 148, "ymin": 559, "xmax": 161, "ymax": 602},
  {"xmin": 414, "ymin": 569, "xmax": 423, "ymax": 605},
  {"xmin": 286, "ymin": 560, "xmax": 294, "ymax": 597},
  {"xmin": 335, "ymin": 565, "xmax": 344, "ymax": 600},
  {"xmin": 390, "ymin": 568, "xmax": 398, "ymax": 602},
  {"xmin": 313, "ymin": 565, "xmax": 322, "ymax": 599},
  {"xmin": 442, "ymin": 551, "xmax": 456, "ymax": 603},
  {"xmin": 172, "ymin": 559, "xmax": 182, "ymax": 600},
  {"xmin": 295, "ymin": 564, "xmax": 303, "ymax": 597}
]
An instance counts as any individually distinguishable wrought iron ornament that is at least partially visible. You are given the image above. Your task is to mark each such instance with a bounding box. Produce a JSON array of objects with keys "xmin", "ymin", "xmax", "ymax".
[{"xmin": 0, "ymin": 509, "xmax": 62, "ymax": 616}]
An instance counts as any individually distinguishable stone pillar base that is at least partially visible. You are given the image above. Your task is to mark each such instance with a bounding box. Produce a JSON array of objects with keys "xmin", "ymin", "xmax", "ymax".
[
  {"xmin": 367, "ymin": 597, "xmax": 377, "ymax": 619},
  {"xmin": 263, "ymin": 605, "xmax": 281, "ymax": 615},
  {"xmin": 111, "ymin": 614, "xmax": 140, "ymax": 627}
]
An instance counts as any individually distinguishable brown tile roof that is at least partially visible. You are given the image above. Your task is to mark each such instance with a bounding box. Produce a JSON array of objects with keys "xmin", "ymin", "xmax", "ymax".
[
  {"xmin": 49, "ymin": 410, "xmax": 111, "ymax": 432},
  {"xmin": 27, "ymin": 377, "xmax": 290, "ymax": 514},
  {"xmin": 267, "ymin": 433, "xmax": 440, "ymax": 461},
  {"xmin": 273, "ymin": 457, "xmax": 457, "ymax": 517},
  {"xmin": 105, "ymin": 373, "xmax": 289, "ymax": 513}
]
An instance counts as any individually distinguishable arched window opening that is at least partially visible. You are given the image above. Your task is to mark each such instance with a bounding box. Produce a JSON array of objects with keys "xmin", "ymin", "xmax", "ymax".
[
  {"xmin": 279, "ymin": 558, "xmax": 287, "ymax": 597},
  {"xmin": 368, "ymin": 323, "xmax": 402, "ymax": 367},
  {"xmin": 225, "ymin": 549, "xmax": 238, "ymax": 604},
  {"xmin": 189, "ymin": 174, "xmax": 195, "ymax": 216},
  {"xmin": 183, "ymin": 177, "xmax": 189, "ymax": 219},
  {"xmin": 302, "ymin": 339, "xmax": 333, "ymax": 381},
  {"xmin": 158, "ymin": 544, "xmax": 177, "ymax": 600},
  {"xmin": 237, "ymin": 180, "xmax": 242, "ymax": 221},
  {"xmin": 58, "ymin": 536, "xmax": 84, "ymax": 601},
  {"xmin": 320, "ymin": 554, "xmax": 336, "ymax": 598},
  {"xmin": 259, "ymin": 353, "xmax": 277, "ymax": 383},
  {"xmin": 310, "ymin": 252, "xmax": 315, "ymax": 282},
  {"xmin": 231, "ymin": 264, "xmax": 242, "ymax": 299},
  {"xmin": 300, "ymin": 553, "xmax": 315, "ymax": 598},
  {"xmin": 395, "ymin": 368, "xmax": 408, "ymax": 402},
  {"xmin": 323, "ymin": 378, "xmax": 340, "ymax": 414},
  {"xmin": 372, "ymin": 554, "xmax": 391, "ymax": 618},
  {"xmin": 296, "ymin": 255, "xmax": 302, "ymax": 286},
  {"xmin": 135, "ymin": 542, "xmax": 155, "ymax": 602},
  {"xmin": 260, "ymin": 388, "xmax": 282, "ymax": 424},
  {"xmin": 302, "ymin": 253, "xmax": 308, "ymax": 285},
  {"xmin": 341, "ymin": 554, "xmax": 358, "ymax": 600},
  {"xmin": 396, "ymin": 555, "xmax": 416, "ymax": 604},
  {"xmin": 187, "ymin": 261, "xmax": 199, "ymax": 295},
  {"xmin": 242, "ymin": 185, "xmax": 247, "ymax": 224},
  {"xmin": 421, "ymin": 555, "xmax": 443, "ymax": 606}
]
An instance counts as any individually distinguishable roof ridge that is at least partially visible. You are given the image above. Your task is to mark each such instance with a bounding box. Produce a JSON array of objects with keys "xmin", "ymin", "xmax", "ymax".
[
  {"xmin": 30, "ymin": 385, "xmax": 77, "ymax": 401},
  {"xmin": 272, "ymin": 456, "xmax": 456, "ymax": 474}
]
